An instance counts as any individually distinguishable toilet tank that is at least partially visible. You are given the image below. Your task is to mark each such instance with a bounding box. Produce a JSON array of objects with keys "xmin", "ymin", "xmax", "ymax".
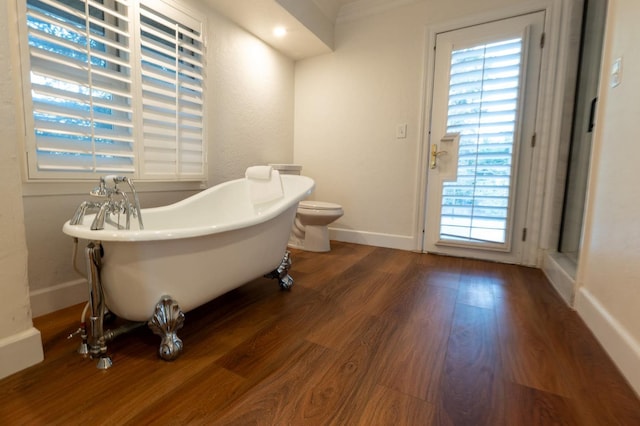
[{"xmin": 269, "ymin": 164, "xmax": 302, "ymax": 175}]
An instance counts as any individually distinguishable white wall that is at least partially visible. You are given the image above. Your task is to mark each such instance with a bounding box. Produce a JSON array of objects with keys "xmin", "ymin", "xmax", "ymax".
[
  {"xmin": 0, "ymin": 1, "xmax": 43, "ymax": 379},
  {"xmin": 294, "ymin": 2, "xmax": 426, "ymax": 250},
  {"xmin": 575, "ymin": 0, "xmax": 640, "ymax": 395},
  {"xmin": 294, "ymin": 0, "xmax": 554, "ymax": 250},
  {"xmin": 2, "ymin": 0, "xmax": 294, "ymax": 353},
  {"xmin": 206, "ymin": 6, "xmax": 295, "ymax": 183}
]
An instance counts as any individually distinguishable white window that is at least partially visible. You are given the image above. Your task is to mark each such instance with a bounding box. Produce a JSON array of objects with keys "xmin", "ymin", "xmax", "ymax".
[{"xmin": 20, "ymin": 0, "xmax": 206, "ymax": 181}]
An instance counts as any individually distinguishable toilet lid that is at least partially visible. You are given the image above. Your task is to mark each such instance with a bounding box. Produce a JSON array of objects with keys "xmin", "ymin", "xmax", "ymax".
[{"xmin": 299, "ymin": 200, "xmax": 342, "ymax": 210}]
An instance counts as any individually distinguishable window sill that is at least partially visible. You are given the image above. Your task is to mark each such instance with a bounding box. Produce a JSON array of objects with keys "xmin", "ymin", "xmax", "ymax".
[{"xmin": 22, "ymin": 179, "xmax": 207, "ymax": 197}]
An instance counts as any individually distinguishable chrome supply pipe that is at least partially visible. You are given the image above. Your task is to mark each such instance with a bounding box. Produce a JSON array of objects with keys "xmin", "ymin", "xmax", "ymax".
[
  {"xmin": 68, "ymin": 241, "xmax": 89, "ymax": 355},
  {"xmin": 68, "ymin": 241, "xmax": 144, "ymax": 369},
  {"xmin": 85, "ymin": 242, "xmax": 110, "ymax": 369}
]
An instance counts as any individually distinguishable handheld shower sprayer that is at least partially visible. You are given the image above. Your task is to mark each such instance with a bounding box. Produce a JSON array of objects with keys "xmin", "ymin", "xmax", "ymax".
[
  {"xmin": 104, "ymin": 175, "xmax": 128, "ymax": 184},
  {"xmin": 109, "ymin": 175, "xmax": 144, "ymax": 230}
]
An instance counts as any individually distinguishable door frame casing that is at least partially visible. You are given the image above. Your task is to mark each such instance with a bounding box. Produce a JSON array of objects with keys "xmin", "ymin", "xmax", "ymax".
[{"xmin": 414, "ymin": 0, "xmax": 572, "ymax": 267}]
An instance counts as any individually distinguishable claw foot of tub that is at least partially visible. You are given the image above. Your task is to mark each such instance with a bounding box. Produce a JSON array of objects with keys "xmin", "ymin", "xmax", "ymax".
[
  {"xmin": 265, "ymin": 251, "xmax": 294, "ymax": 291},
  {"xmin": 148, "ymin": 296, "xmax": 185, "ymax": 361},
  {"xmin": 278, "ymin": 274, "xmax": 294, "ymax": 291}
]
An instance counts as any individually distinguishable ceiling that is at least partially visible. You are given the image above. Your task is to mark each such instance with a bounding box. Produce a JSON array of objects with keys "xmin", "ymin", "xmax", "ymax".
[
  {"xmin": 314, "ymin": 0, "xmax": 358, "ymax": 21},
  {"xmin": 203, "ymin": 0, "xmax": 397, "ymax": 60}
]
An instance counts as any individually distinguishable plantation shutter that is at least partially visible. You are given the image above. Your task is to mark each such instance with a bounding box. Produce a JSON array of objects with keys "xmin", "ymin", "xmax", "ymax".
[
  {"xmin": 25, "ymin": 0, "xmax": 134, "ymax": 177},
  {"xmin": 440, "ymin": 38, "xmax": 523, "ymax": 243},
  {"xmin": 138, "ymin": 2, "xmax": 205, "ymax": 179}
]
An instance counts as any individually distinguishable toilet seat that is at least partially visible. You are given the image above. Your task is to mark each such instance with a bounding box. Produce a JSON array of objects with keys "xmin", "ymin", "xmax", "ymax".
[{"xmin": 299, "ymin": 200, "xmax": 342, "ymax": 210}]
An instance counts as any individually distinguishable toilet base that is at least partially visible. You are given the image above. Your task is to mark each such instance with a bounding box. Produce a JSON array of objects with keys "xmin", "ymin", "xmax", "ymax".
[
  {"xmin": 287, "ymin": 234, "xmax": 304, "ymax": 250},
  {"xmin": 303, "ymin": 225, "xmax": 331, "ymax": 252},
  {"xmin": 287, "ymin": 225, "xmax": 331, "ymax": 252}
]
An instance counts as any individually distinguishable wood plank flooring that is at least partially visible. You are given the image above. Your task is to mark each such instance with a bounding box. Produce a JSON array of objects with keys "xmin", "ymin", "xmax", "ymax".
[{"xmin": 1, "ymin": 242, "xmax": 639, "ymax": 425}]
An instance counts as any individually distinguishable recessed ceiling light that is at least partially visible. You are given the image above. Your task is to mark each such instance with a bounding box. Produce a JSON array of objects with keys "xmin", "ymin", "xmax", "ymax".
[{"xmin": 273, "ymin": 26, "xmax": 287, "ymax": 38}]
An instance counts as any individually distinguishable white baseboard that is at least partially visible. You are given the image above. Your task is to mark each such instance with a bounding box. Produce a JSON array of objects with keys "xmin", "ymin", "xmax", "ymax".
[
  {"xmin": 0, "ymin": 327, "xmax": 44, "ymax": 380},
  {"xmin": 575, "ymin": 288, "xmax": 640, "ymax": 396},
  {"xmin": 541, "ymin": 251, "xmax": 576, "ymax": 306},
  {"xmin": 329, "ymin": 227, "xmax": 417, "ymax": 251},
  {"xmin": 30, "ymin": 278, "xmax": 87, "ymax": 317}
]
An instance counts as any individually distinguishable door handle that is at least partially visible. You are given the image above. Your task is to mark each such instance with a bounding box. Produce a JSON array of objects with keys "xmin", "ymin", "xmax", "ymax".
[{"xmin": 430, "ymin": 144, "xmax": 448, "ymax": 169}]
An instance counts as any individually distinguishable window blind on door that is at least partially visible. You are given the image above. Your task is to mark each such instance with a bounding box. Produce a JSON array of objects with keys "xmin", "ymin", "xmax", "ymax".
[
  {"xmin": 440, "ymin": 38, "xmax": 523, "ymax": 244},
  {"xmin": 139, "ymin": 3, "xmax": 205, "ymax": 179},
  {"xmin": 26, "ymin": 0, "xmax": 134, "ymax": 176}
]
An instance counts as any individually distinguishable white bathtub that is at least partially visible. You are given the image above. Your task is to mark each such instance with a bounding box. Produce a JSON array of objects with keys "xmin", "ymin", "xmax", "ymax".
[{"xmin": 63, "ymin": 174, "xmax": 315, "ymax": 322}]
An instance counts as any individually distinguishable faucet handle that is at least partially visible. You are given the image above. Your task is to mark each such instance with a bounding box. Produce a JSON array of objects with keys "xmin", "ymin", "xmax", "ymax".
[
  {"xmin": 67, "ymin": 327, "xmax": 83, "ymax": 340},
  {"xmin": 67, "ymin": 327, "xmax": 89, "ymax": 356}
]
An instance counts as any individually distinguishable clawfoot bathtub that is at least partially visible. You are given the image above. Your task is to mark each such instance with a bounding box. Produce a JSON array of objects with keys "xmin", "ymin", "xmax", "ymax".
[{"xmin": 63, "ymin": 172, "xmax": 314, "ymax": 366}]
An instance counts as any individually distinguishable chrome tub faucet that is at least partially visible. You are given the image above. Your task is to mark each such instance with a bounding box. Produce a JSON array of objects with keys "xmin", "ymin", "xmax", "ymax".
[{"xmin": 69, "ymin": 175, "xmax": 144, "ymax": 230}]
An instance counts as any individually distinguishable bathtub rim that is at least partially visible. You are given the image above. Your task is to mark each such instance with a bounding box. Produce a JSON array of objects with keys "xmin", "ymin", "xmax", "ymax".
[{"xmin": 62, "ymin": 174, "xmax": 315, "ymax": 242}]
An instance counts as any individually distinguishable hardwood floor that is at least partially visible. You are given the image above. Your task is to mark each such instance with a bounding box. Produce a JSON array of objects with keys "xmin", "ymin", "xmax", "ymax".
[{"xmin": 1, "ymin": 242, "xmax": 639, "ymax": 425}]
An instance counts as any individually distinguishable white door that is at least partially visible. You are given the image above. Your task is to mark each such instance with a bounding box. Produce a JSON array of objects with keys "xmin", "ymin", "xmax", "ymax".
[{"xmin": 423, "ymin": 12, "xmax": 545, "ymax": 263}]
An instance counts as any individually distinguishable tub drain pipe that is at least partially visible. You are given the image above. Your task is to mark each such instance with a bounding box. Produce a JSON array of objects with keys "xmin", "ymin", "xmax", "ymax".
[{"xmin": 104, "ymin": 321, "xmax": 146, "ymax": 343}]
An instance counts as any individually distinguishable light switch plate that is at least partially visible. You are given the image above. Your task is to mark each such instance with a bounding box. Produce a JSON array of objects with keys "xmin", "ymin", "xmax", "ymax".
[{"xmin": 396, "ymin": 123, "xmax": 407, "ymax": 139}]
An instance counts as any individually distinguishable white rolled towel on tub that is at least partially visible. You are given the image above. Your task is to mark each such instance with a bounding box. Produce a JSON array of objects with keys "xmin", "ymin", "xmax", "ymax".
[
  {"xmin": 245, "ymin": 165, "xmax": 272, "ymax": 180},
  {"xmin": 245, "ymin": 165, "xmax": 284, "ymax": 204}
]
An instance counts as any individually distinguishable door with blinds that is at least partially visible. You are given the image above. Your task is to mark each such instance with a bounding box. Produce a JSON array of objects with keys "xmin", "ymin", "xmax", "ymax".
[{"xmin": 423, "ymin": 12, "xmax": 544, "ymax": 264}]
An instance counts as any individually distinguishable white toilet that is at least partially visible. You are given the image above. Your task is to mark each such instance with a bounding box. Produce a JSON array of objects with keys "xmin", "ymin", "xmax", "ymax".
[{"xmin": 270, "ymin": 164, "xmax": 344, "ymax": 252}]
